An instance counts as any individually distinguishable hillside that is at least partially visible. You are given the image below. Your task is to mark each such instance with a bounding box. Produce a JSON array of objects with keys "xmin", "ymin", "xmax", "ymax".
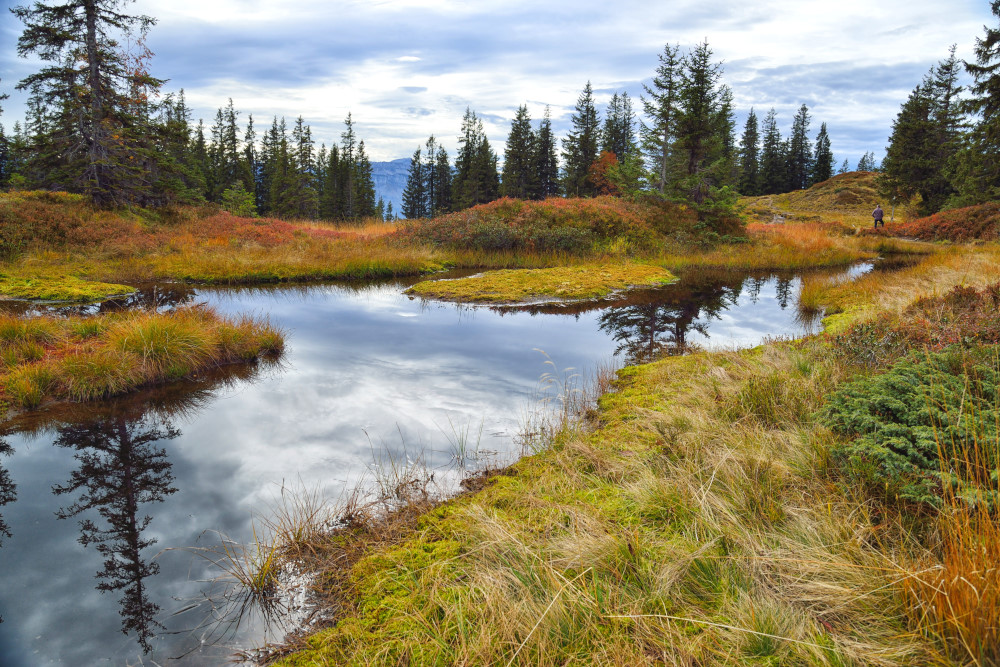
[{"xmin": 741, "ymin": 171, "xmax": 915, "ymax": 228}]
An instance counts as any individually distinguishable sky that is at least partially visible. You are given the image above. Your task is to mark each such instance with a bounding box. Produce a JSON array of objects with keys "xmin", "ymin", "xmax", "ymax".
[{"xmin": 0, "ymin": 0, "xmax": 996, "ymax": 168}]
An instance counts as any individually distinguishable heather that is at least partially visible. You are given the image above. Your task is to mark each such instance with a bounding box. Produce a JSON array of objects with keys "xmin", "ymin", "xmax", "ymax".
[
  {"xmin": 397, "ymin": 195, "xmax": 726, "ymax": 255},
  {"xmin": 867, "ymin": 201, "xmax": 1000, "ymax": 242}
]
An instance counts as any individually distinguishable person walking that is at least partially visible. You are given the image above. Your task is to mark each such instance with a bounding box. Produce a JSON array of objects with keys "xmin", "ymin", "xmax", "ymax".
[{"xmin": 872, "ymin": 204, "xmax": 884, "ymax": 228}]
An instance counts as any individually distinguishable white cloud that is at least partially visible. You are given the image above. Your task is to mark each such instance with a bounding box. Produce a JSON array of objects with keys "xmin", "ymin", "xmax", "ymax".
[{"xmin": 1, "ymin": 0, "xmax": 995, "ymax": 165}]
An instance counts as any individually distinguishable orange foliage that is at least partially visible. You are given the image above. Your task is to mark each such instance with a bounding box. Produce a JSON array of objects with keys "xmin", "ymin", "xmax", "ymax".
[
  {"xmin": 587, "ymin": 151, "xmax": 621, "ymax": 197},
  {"xmin": 399, "ymin": 195, "xmax": 701, "ymax": 253},
  {"xmin": 866, "ymin": 201, "xmax": 1000, "ymax": 242}
]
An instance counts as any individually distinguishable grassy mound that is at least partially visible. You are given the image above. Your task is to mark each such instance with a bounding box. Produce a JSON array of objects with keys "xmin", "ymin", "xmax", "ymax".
[
  {"xmin": 870, "ymin": 201, "xmax": 1000, "ymax": 242},
  {"xmin": 0, "ymin": 306, "xmax": 284, "ymax": 409},
  {"xmin": 406, "ymin": 264, "xmax": 675, "ymax": 303},
  {"xmin": 398, "ymin": 196, "xmax": 734, "ymax": 255}
]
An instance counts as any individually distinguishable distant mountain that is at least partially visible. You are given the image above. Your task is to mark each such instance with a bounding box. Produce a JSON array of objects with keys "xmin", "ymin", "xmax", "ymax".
[{"xmin": 370, "ymin": 157, "xmax": 410, "ymax": 218}]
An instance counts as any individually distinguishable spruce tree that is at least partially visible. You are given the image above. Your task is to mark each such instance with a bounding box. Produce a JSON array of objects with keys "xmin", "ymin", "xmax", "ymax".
[
  {"xmin": 502, "ymin": 105, "xmax": 537, "ymax": 199},
  {"xmin": 737, "ymin": 108, "xmax": 760, "ymax": 195},
  {"xmin": 452, "ymin": 108, "xmax": 499, "ymax": 210},
  {"xmin": 423, "ymin": 136, "xmax": 439, "ymax": 215},
  {"xmin": 561, "ymin": 81, "xmax": 600, "ymax": 197},
  {"xmin": 602, "ymin": 92, "xmax": 637, "ymax": 164},
  {"xmin": 534, "ymin": 106, "xmax": 560, "ymax": 198},
  {"xmin": 641, "ymin": 43, "xmax": 683, "ymax": 193},
  {"xmin": 811, "ymin": 122, "xmax": 834, "ymax": 185},
  {"xmin": 402, "ymin": 148, "xmax": 427, "ymax": 219},
  {"xmin": 950, "ymin": 6, "xmax": 1000, "ymax": 205},
  {"xmin": 759, "ymin": 109, "xmax": 785, "ymax": 194},
  {"xmin": 353, "ymin": 140, "xmax": 377, "ymax": 219},
  {"xmin": 12, "ymin": 0, "xmax": 170, "ymax": 205},
  {"xmin": 674, "ymin": 40, "xmax": 727, "ymax": 203},
  {"xmin": 787, "ymin": 104, "xmax": 813, "ymax": 190},
  {"xmin": 433, "ymin": 146, "xmax": 453, "ymax": 213}
]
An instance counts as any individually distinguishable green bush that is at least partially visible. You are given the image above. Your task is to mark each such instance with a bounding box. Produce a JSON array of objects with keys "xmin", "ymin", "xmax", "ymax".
[{"xmin": 820, "ymin": 347, "xmax": 1000, "ymax": 509}]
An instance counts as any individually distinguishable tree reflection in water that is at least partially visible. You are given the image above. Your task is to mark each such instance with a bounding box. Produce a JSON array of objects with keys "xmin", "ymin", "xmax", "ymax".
[
  {"xmin": 0, "ymin": 439, "xmax": 14, "ymax": 550},
  {"xmin": 598, "ymin": 273, "xmax": 745, "ymax": 364},
  {"xmin": 3, "ymin": 362, "xmax": 276, "ymax": 653},
  {"xmin": 52, "ymin": 413, "xmax": 179, "ymax": 653}
]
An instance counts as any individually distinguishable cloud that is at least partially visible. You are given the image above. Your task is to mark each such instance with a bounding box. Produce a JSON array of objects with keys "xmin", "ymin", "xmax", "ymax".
[{"xmin": 0, "ymin": 0, "xmax": 995, "ymax": 166}]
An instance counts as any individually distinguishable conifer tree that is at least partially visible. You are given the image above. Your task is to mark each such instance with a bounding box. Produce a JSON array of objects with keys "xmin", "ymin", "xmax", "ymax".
[
  {"xmin": 642, "ymin": 43, "xmax": 683, "ymax": 193},
  {"xmin": 402, "ymin": 147, "xmax": 427, "ymax": 219},
  {"xmin": 949, "ymin": 7, "xmax": 1000, "ymax": 205},
  {"xmin": 433, "ymin": 146, "xmax": 453, "ymax": 213},
  {"xmin": 502, "ymin": 105, "xmax": 537, "ymax": 199},
  {"xmin": 534, "ymin": 107, "xmax": 560, "ymax": 198},
  {"xmin": 738, "ymin": 108, "xmax": 760, "ymax": 195},
  {"xmin": 12, "ymin": 0, "xmax": 169, "ymax": 205},
  {"xmin": 602, "ymin": 92, "xmax": 637, "ymax": 164},
  {"xmin": 452, "ymin": 108, "xmax": 499, "ymax": 209},
  {"xmin": 811, "ymin": 122, "xmax": 834, "ymax": 184},
  {"xmin": 857, "ymin": 151, "xmax": 877, "ymax": 171},
  {"xmin": 673, "ymin": 40, "xmax": 727, "ymax": 203},
  {"xmin": 759, "ymin": 109, "xmax": 785, "ymax": 194},
  {"xmin": 561, "ymin": 82, "xmax": 601, "ymax": 197},
  {"xmin": 353, "ymin": 140, "xmax": 377, "ymax": 219},
  {"xmin": 838, "ymin": 158, "xmax": 850, "ymax": 174},
  {"xmin": 786, "ymin": 104, "xmax": 813, "ymax": 190},
  {"xmin": 423, "ymin": 136, "xmax": 439, "ymax": 215}
]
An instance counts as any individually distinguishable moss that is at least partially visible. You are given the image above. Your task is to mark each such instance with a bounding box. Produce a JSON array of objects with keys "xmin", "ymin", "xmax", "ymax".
[
  {"xmin": 405, "ymin": 263, "xmax": 675, "ymax": 303},
  {"xmin": 0, "ymin": 272, "xmax": 134, "ymax": 302}
]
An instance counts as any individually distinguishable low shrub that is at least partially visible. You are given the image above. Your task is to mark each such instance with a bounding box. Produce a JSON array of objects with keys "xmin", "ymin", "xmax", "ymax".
[
  {"xmin": 398, "ymin": 196, "xmax": 709, "ymax": 255},
  {"xmin": 820, "ymin": 346, "xmax": 1000, "ymax": 509},
  {"xmin": 831, "ymin": 283, "xmax": 1000, "ymax": 368},
  {"xmin": 866, "ymin": 201, "xmax": 1000, "ymax": 242}
]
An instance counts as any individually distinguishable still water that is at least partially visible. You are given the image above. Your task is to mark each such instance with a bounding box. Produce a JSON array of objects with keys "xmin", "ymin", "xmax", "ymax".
[{"xmin": 0, "ymin": 267, "xmax": 851, "ymax": 665}]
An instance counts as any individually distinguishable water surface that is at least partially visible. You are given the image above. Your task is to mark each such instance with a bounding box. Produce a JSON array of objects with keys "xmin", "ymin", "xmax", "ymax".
[{"xmin": 0, "ymin": 267, "xmax": 846, "ymax": 665}]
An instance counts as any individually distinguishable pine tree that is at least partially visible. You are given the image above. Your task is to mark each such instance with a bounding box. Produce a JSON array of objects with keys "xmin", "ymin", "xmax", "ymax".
[
  {"xmin": 289, "ymin": 116, "xmax": 318, "ymax": 218},
  {"xmin": 502, "ymin": 105, "xmax": 537, "ymax": 199},
  {"xmin": 641, "ymin": 43, "xmax": 683, "ymax": 193},
  {"xmin": 561, "ymin": 81, "xmax": 600, "ymax": 197},
  {"xmin": 838, "ymin": 158, "xmax": 850, "ymax": 174},
  {"xmin": 759, "ymin": 109, "xmax": 785, "ymax": 194},
  {"xmin": 340, "ymin": 113, "xmax": 357, "ymax": 217},
  {"xmin": 12, "ymin": 0, "xmax": 169, "ymax": 205},
  {"xmin": 811, "ymin": 122, "xmax": 834, "ymax": 184},
  {"xmin": 737, "ymin": 109, "xmax": 760, "ymax": 195},
  {"xmin": 534, "ymin": 106, "xmax": 560, "ymax": 198},
  {"xmin": 402, "ymin": 147, "xmax": 427, "ymax": 219},
  {"xmin": 787, "ymin": 104, "xmax": 813, "ymax": 190}
]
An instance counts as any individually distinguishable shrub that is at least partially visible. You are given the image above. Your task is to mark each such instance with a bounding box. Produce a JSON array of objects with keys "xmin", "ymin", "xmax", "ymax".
[
  {"xmin": 820, "ymin": 346, "xmax": 1000, "ymax": 509},
  {"xmin": 398, "ymin": 196, "xmax": 709, "ymax": 255},
  {"xmin": 869, "ymin": 201, "xmax": 1000, "ymax": 242}
]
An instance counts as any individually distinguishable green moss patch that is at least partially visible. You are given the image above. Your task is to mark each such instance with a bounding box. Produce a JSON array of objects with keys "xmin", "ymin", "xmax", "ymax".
[
  {"xmin": 405, "ymin": 263, "xmax": 675, "ymax": 303},
  {"xmin": 0, "ymin": 272, "xmax": 135, "ymax": 302}
]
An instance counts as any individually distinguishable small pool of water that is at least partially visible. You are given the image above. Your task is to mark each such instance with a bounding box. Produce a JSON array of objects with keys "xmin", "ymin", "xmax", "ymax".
[{"xmin": 0, "ymin": 265, "xmax": 856, "ymax": 665}]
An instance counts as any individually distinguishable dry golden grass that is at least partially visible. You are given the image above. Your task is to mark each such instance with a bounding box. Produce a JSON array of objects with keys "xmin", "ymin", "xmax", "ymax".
[
  {"xmin": 817, "ymin": 245, "xmax": 1000, "ymax": 332},
  {"xmin": 274, "ymin": 344, "xmax": 936, "ymax": 666}
]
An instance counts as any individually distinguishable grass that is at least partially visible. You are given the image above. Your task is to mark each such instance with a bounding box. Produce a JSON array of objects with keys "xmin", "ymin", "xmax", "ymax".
[
  {"xmin": 262, "ymin": 216, "xmax": 1000, "ymax": 665},
  {"xmin": 405, "ymin": 263, "xmax": 675, "ymax": 303},
  {"xmin": 0, "ymin": 306, "xmax": 284, "ymax": 412}
]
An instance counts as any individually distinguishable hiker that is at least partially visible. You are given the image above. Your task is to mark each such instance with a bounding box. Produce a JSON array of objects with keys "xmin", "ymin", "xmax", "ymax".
[{"xmin": 872, "ymin": 204, "xmax": 884, "ymax": 228}]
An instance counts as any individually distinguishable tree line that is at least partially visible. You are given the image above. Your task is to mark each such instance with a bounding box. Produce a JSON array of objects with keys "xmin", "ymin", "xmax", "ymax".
[
  {"xmin": 1, "ymin": 0, "xmax": 910, "ymax": 224},
  {"xmin": 402, "ymin": 41, "xmax": 846, "ymax": 221},
  {"xmin": 880, "ymin": 0, "xmax": 1000, "ymax": 218},
  {"xmin": 0, "ymin": 0, "xmax": 382, "ymax": 220}
]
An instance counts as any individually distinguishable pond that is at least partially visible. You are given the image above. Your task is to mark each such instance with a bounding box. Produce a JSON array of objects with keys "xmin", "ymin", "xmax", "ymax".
[{"xmin": 0, "ymin": 265, "xmax": 863, "ymax": 665}]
